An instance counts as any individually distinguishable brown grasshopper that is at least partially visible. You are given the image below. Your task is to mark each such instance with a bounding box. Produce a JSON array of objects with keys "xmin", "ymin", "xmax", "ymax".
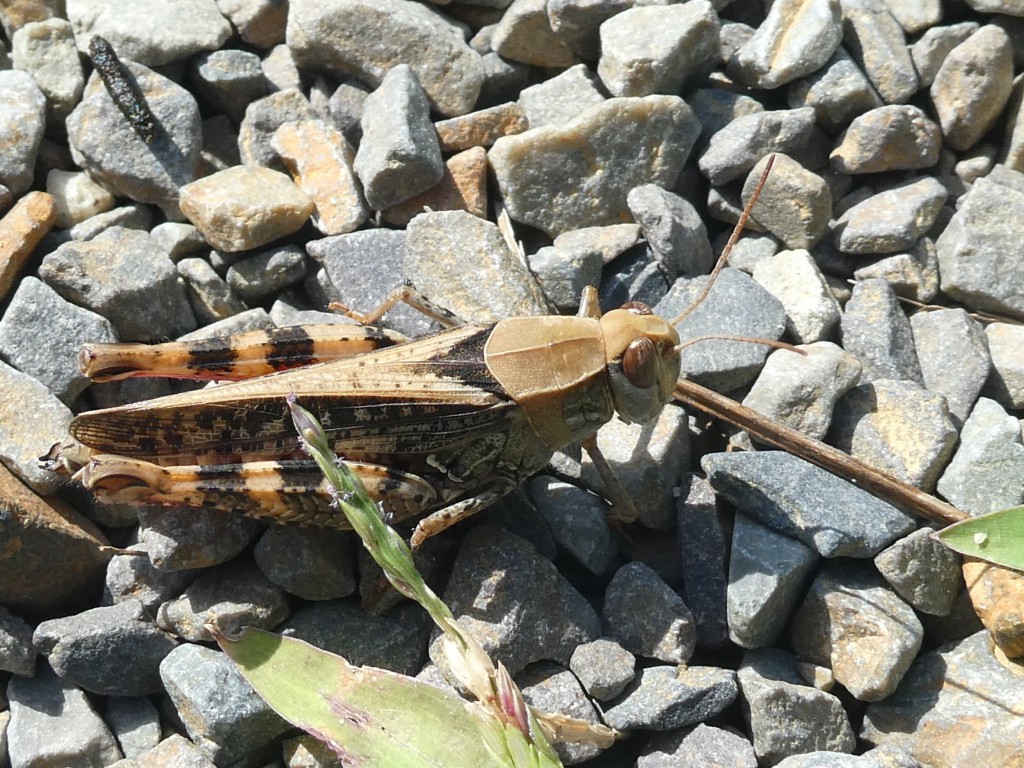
[{"xmin": 53, "ymin": 157, "xmax": 966, "ymax": 547}]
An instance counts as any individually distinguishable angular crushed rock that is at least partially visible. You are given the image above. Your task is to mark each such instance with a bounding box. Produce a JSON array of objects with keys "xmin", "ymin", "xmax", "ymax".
[{"xmin": 603, "ymin": 562, "xmax": 697, "ymax": 664}]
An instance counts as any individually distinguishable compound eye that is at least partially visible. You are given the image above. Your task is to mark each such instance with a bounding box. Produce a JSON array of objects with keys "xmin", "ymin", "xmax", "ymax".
[{"xmin": 622, "ymin": 337, "xmax": 657, "ymax": 389}]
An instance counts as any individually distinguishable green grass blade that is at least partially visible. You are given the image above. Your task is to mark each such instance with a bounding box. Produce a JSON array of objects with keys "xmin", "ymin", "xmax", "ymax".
[{"xmin": 936, "ymin": 506, "xmax": 1024, "ymax": 571}]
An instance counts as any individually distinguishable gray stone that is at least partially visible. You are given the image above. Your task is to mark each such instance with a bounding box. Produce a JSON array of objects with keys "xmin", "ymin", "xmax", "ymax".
[
  {"xmin": 6, "ymin": 663, "xmax": 122, "ymax": 768},
  {"xmin": 713, "ymin": 230, "xmax": 779, "ymax": 274},
  {"xmin": 729, "ymin": 513, "xmax": 818, "ymax": 649},
  {"xmin": 237, "ymin": 88, "xmax": 318, "ymax": 171},
  {"xmin": 731, "ymin": 0, "xmax": 842, "ymax": 89},
  {"xmin": 910, "ymin": 22, "xmax": 979, "ymax": 88},
  {"xmin": 253, "ymin": 526, "xmax": 357, "ymax": 601},
  {"xmin": 853, "ymin": 237, "xmax": 940, "ymax": 304},
  {"xmin": 66, "ymin": 62, "xmax": 203, "ymax": 218},
  {"xmin": 0, "ymin": 360, "xmax": 74, "ymax": 494},
  {"xmin": 306, "ymin": 228, "xmax": 437, "ymax": 338},
  {"xmin": 882, "ymin": 0, "xmax": 940, "ymax": 34},
  {"xmin": 598, "ymin": 3, "xmax": 719, "ymax": 97},
  {"xmin": 657, "ymin": 268, "xmax": 787, "ymax": 393},
  {"xmin": 527, "ymin": 244, "xmax": 603, "ymax": 313},
  {"xmin": 569, "ymin": 638, "xmax": 635, "ymax": 701},
  {"xmin": 33, "ymin": 601, "xmax": 178, "ymax": 696},
  {"xmin": 490, "ymin": 95, "xmax": 699, "ymax": 237},
  {"xmin": 936, "ymin": 398, "xmax": 1024, "ymax": 516},
  {"xmin": 104, "ymin": 545, "xmax": 199, "ymax": 614},
  {"xmin": 741, "ymin": 343, "xmax": 861, "ymax": 442},
  {"xmin": 638, "ymin": 724, "xmax": 758, "ymax": 768},
  {"xmin": 405, "ymin": 210, "xmax": 549, "ymax": 324},
  {"xmin": 875, "ymin": 527, "xmax": 962, "ymax": 616},
  {"xmin": 327, "ymin": 79, "xmax": 368, "ymax": 146},
  {"xmin": 743, "ymin": 155, "xmax": 831, "ymax": 251},
  {"xmin": 429, "ymin": 528, "xmax": 600, "ymax": 677},
  {"xmin": 353, "ymin": 65, "xmax": 444, "ymax": 211},
  {"xmin": 862, "ymin": 631, "xmax": 1024, "ymax": 766},
  {"xmin": 676, "ymin": 474, "xmax": 729, "ymax": 648},
  {"xmin": 39, "ymin": 227, "xmax": 197, "ymax": 341},
  {"xmin": 840, "ymin": 0, "xmax": 918, "ymax": 104},
  {"xmin": 518, "ymin": 662, "xmax": 602, "ymax": 764},
  {"xmin": 840, "ymin": 279, "xmax": 923, "ymax": 384},
  {"xmin": 225, "ymin": 243, "xmax": 307, "ymax": 302},
  {"xmin": 516, "ymin": 63, "xmax": 605, "ymax": 128},
  {"xmin": 61, "ymin": 204, "xmax": 155, "ymax": 245},
  {"xmin": 187, "ymin": 49, "xmax": 266, "ymax": 124},
  {"xmin": 689, "ymin": 87, "xmax": 764, "ymax": 144},
  {"xmin": 547, "ymin": 0, "xmax": 633, "ymax": 62},
  {"xmin": 787, "ymin": 46, "xmax": 882, "ymax": 133},
  {"xmin": 831, "ymin": 105, "xmax": 941, "ymax": 174},
  {"xmin": 738, "ymin": 648, "xmax": 855, "ymax": 764},
  {"xmin": 177, "ymin": 258, "xmax": 247, "ymax": 325},
  {"xmin": 0, "ymin": 70, "xmax": 46, "ymax": 195},
  {"xmin": 159, "ymin": 643, "xmax": 290, "ymax": 765},
  {"xmin": 11, "ymin": 18, "xmax": 84, "ymax": 123},
  {"xmin": 261, "ymin": 42, "xmax": 302, "ymax": 93},
  {"xmin": 789, "ymin": 562, "xmax": 922, "ymax": 701},
  {"xmin": 699, "ymin": 107, "xmax": 817, "ymax": 186},
  {"xmin": 603, "ymin": 561, "xmax": 696, "ymax": 664},
  {"xmin": 200, "ymin": 114, "xmax": 240, "ymax": 171},
  {"xmin": 286, "ymin": 0, "xmax": 484, "ymax": 117},
  {"xmin": 105, "ymin": 696, "xmax": 161, "ymax": 759},
  {"xmin": 828, "ymin": 380, "xmax": 958, "ymax": 492},
  {"xmin": 604, "ymin": 665, "xmax": 737, "ymax": 731},
  {"xmin": 627, "ymin": 184, "xmax": 714, "ymax": 280},
  {"xmin": 0, "ymin": 276, "xmax": 117, "ymax": 404},
  {"xmin": 527, "ymin": 477, "xmax": 618, "ymax": 578},
  {"xmin": 911, "ymin": 308, "xmax": 991, "ymax": 427},
  {"xmin": 66, "ymin": 0, "xmax": 231, "ymax": 66},
  {"xmin": 832, "ymin": 177, "xmax": 947, "ymax": 255},
  {"xmin": 156, "ymin": 558, "xmax": 289, "ymax": 642},
  {"xmin": 931, "ymin": 25, "xmax": 1014, "ymax": 151},
  {"xmin": 137, "ymin": 505, "xmax": 264, "ymax": 572},
  {"xmin": 702, "ymin": 451, "xmax": 916, "ymax": 557},
  {"xmin": 283, "ymin": 599, "xmax": 430, "ymax": 677},
  {"xmin": 937, "ymin": 173, "xmax": 1024, "ymax": 318},
  {"xmin": 491, "ymin": 0, "xmax": 575, "ymax": 68},
  {"xmin": 0, "ymin": 605, "xmax": 36, "ymax": 676},
  {"xmin": 984, "ymin": 323, "xmax": 1024, "ymax": 410},
  {"xmin": 216, "ymin": 0, "xmax": 287, "ymax": 48},
  {"xmin": 751, "ymin": 251, "xmax": 842, "ymax": 343}
]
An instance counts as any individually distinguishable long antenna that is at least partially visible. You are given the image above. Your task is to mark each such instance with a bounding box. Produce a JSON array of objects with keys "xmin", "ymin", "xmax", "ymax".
[{"xmin": 672, "ymin": 154, "xmax": 776, "ymax": 326}]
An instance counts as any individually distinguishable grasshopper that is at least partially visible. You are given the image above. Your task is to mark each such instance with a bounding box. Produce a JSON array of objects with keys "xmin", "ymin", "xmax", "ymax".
[{"xmin": 53, "ymin": 157, "xmax": 964, "ymax": 548}]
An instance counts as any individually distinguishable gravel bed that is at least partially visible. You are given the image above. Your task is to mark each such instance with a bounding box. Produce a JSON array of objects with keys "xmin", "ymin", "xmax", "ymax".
[{"xmin": 1, "ymin": 1, "xmax": 1024, "ymax": 767}]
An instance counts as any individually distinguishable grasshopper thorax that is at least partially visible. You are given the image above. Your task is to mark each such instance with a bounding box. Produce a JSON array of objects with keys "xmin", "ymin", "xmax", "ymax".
[{"xmin": 600, "ymin": 304, "xmax": 681, "ymax": 424}]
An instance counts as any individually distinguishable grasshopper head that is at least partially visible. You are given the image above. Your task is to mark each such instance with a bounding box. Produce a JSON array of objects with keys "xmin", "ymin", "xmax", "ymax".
[{"xmin": 600, "ymin": 304, "xmax": 681, "ymax": 424}]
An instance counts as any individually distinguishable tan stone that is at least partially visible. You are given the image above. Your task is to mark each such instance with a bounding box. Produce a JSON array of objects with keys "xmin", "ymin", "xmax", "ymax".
[
  {"xmin": 0, "ymin": 191, "xmax": 55, "ymax": 302},
  {"xmin": 383, "ymin": 147, "xmax": 487, "ymax": 227},
  {"xmin": 964, "ymin": 559, "xmax": 1024, "ymax": 658},
  {"xmin": 434, "ymin": 102, "xmax": 528, "ymax": 153}
]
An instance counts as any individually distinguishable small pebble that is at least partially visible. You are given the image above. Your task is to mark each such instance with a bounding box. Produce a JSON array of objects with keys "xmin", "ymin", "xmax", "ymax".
[
  {"xmin": 840, "ymin": 278, "xmax": 924, "ymax": 384},
  {"xmin": 11, "ymin": 18, "xmax": 85, "ymax": 123},
  {"xmin": 875, "ymin": 527, "xmax": 962, "ymax": 616},
  {"xmin": 187, "ymin": 49, "xmax": 266, "ymax": 124},
  {"xmin": 105, "ymin": 696, "xmax": 161, "ymax": 759},
  {"xmin": 237, "ymin": 88, "xmax": 318, "ymax": 170},
  {"xmin": 786, "ymin": 47, "xmax": 882, "ymax": 133},
  {"xmin": 603, "ymin": 561, "xmax": 697, "ymax": 664},
  {"xmin": 490, "ymin": 0, "xmax": 576, "ymax": 68},
  {"xmin": 676, "ymin": 474, "xmax": 730, "ymax": 648},
  {"xmin": 104, "ymin": 544, "xmax": 199, "ymax": 614},
  {"xmin": 731, "ymin": 0, "xmax": 842, "ymax": 89},
  {"xmin": 744, "ymin": 154, "xmax": 831, "ymax": 250},
  {"xmin": 840, "ymin": 0, "xmax": 919, "ymax": 104},
  {"xmin": 598, "ymin": 3, "xmax": 720, "ymax": 97},
  {"xmin": 353, "ymin": 65, "xmax": 444, "ymax": 211},
  {"xmin": 383, "ymin": 146, "xmax": 488, "ymax": 228},
  {"xmin": 253, "ymin": 526, "xmax": 357, "ymax": 601},
  {"xmin": 527, "ymin": 242, "xmax": 603, "ymax": 313},
  {"xmin": 218, "ymin": 0, "xmax": 287, "ymax": 48},
  {"xmin": 569, "ymin": 638, "xmax": 635, "ymax": 701},
  {"xmin": 751, "ymin": 250, "xmax": 841, "ymax": 342},
  {"xmin": 637, "ymin": 723, "xmax": 758, "ymax": 768},
  {"xmin": 528, "ymin": 477, "xmax": 618, "ymax": 578},
  {"xmin": 261, "ymin": 42, "xmax": 302, "ymax": 93},
  {"xmin": 832, "ymin": 177, "xmax": 947, "ymax": 254},
  {"xmin": 853, "ymin": 237, "xmax": 941, "ymax": 303},
  {"xmin": 628, "ymin": 184, "xmax": 714, "ymax": 279},
  {"xmin": 225, "ymin": 243, "xmax": 307, "ymax": 302},
  {"xmin": 936, "ymin": 398, "xmax": 1024, "ymax": 516},
  {"xmin": 604, "ymin": 665, "xmax": 738, "ymax": 731},
  {"xmin": 33, "ymin": 600, "xmax": 178, "ymax": 696},
  {"xmin": 490, "ymin": 95, "xmax": 700, "ymax": 236},
  {"xmin": 159, "ymin": 643, "xmax": 291, "ymax": 765},
  {"xmin": 433, "ymin": 101, "xmax": 528, "ymax": 153},
  {"xmin": 830, "ymin": 105, "xmax": 941, "ymax": 173},
  {"xmin": 699, "ymin": 107, "xmax": 817, "ymax": 186},
  {"xmin": 46, "ymin": 169, "xmax": 115, "ymax": 229},
  {"xmin": 789, "ymin": 561, "xmax": 923, "ymax": 701},
  {"xmin": 518, "ymin": 662, "xmax": 603, "ymax": 764},
  {"xmin": 137, "ymin": 504, "xmax": 264, "ymax": 572},
  {"xmin": 0, "ymin": 605, "xmax": 37, "ymax": 676},
  {"xmin": 828, "ymin": 380, "xmax": 958, "ymax": 492},
  {"xmin": 177, "ymin": 257, "xmax": 247, "ymax": 324},
  {"xmin": 738, "ymin": 648, "xmax": 855, "ymax": 764},
  {"xmin": 702, "ymin": 451, "xmax": 916, "ymax": 557},
  {"xmin": 0, "ymin": 70, "xmax": 46, "ymax": 195},
  {"xmin": 517, "ymin": 63, "xmax": 605, "ymax": 128},
  {"xmin": 910, "ymin": 308, "xmax": 991, "ymax": 426},
  {"xmin": 286, "ymin": 0, "xmax": 483, "ymax": 117},
  {"xmin": 930, "ymin": 25, "xmax": 1014, "ymax": 151},
  {"xmin": 728, "ymin": 513, "xmax": 818, "ymax": 648},
  {"xmin": 963, "ymin": 562, "xmax": 1024, "ymax": 658},
  {"xmin": 179, "ymin": 165, "xmax": 313, "ymax": 252},
  {"xmin": 984, "ymin": 323, "xmax": 1024, "ymax": 410},
  {"xmin": 910, "ymin": 21, "xmax": 979, "ymax": 88}
]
